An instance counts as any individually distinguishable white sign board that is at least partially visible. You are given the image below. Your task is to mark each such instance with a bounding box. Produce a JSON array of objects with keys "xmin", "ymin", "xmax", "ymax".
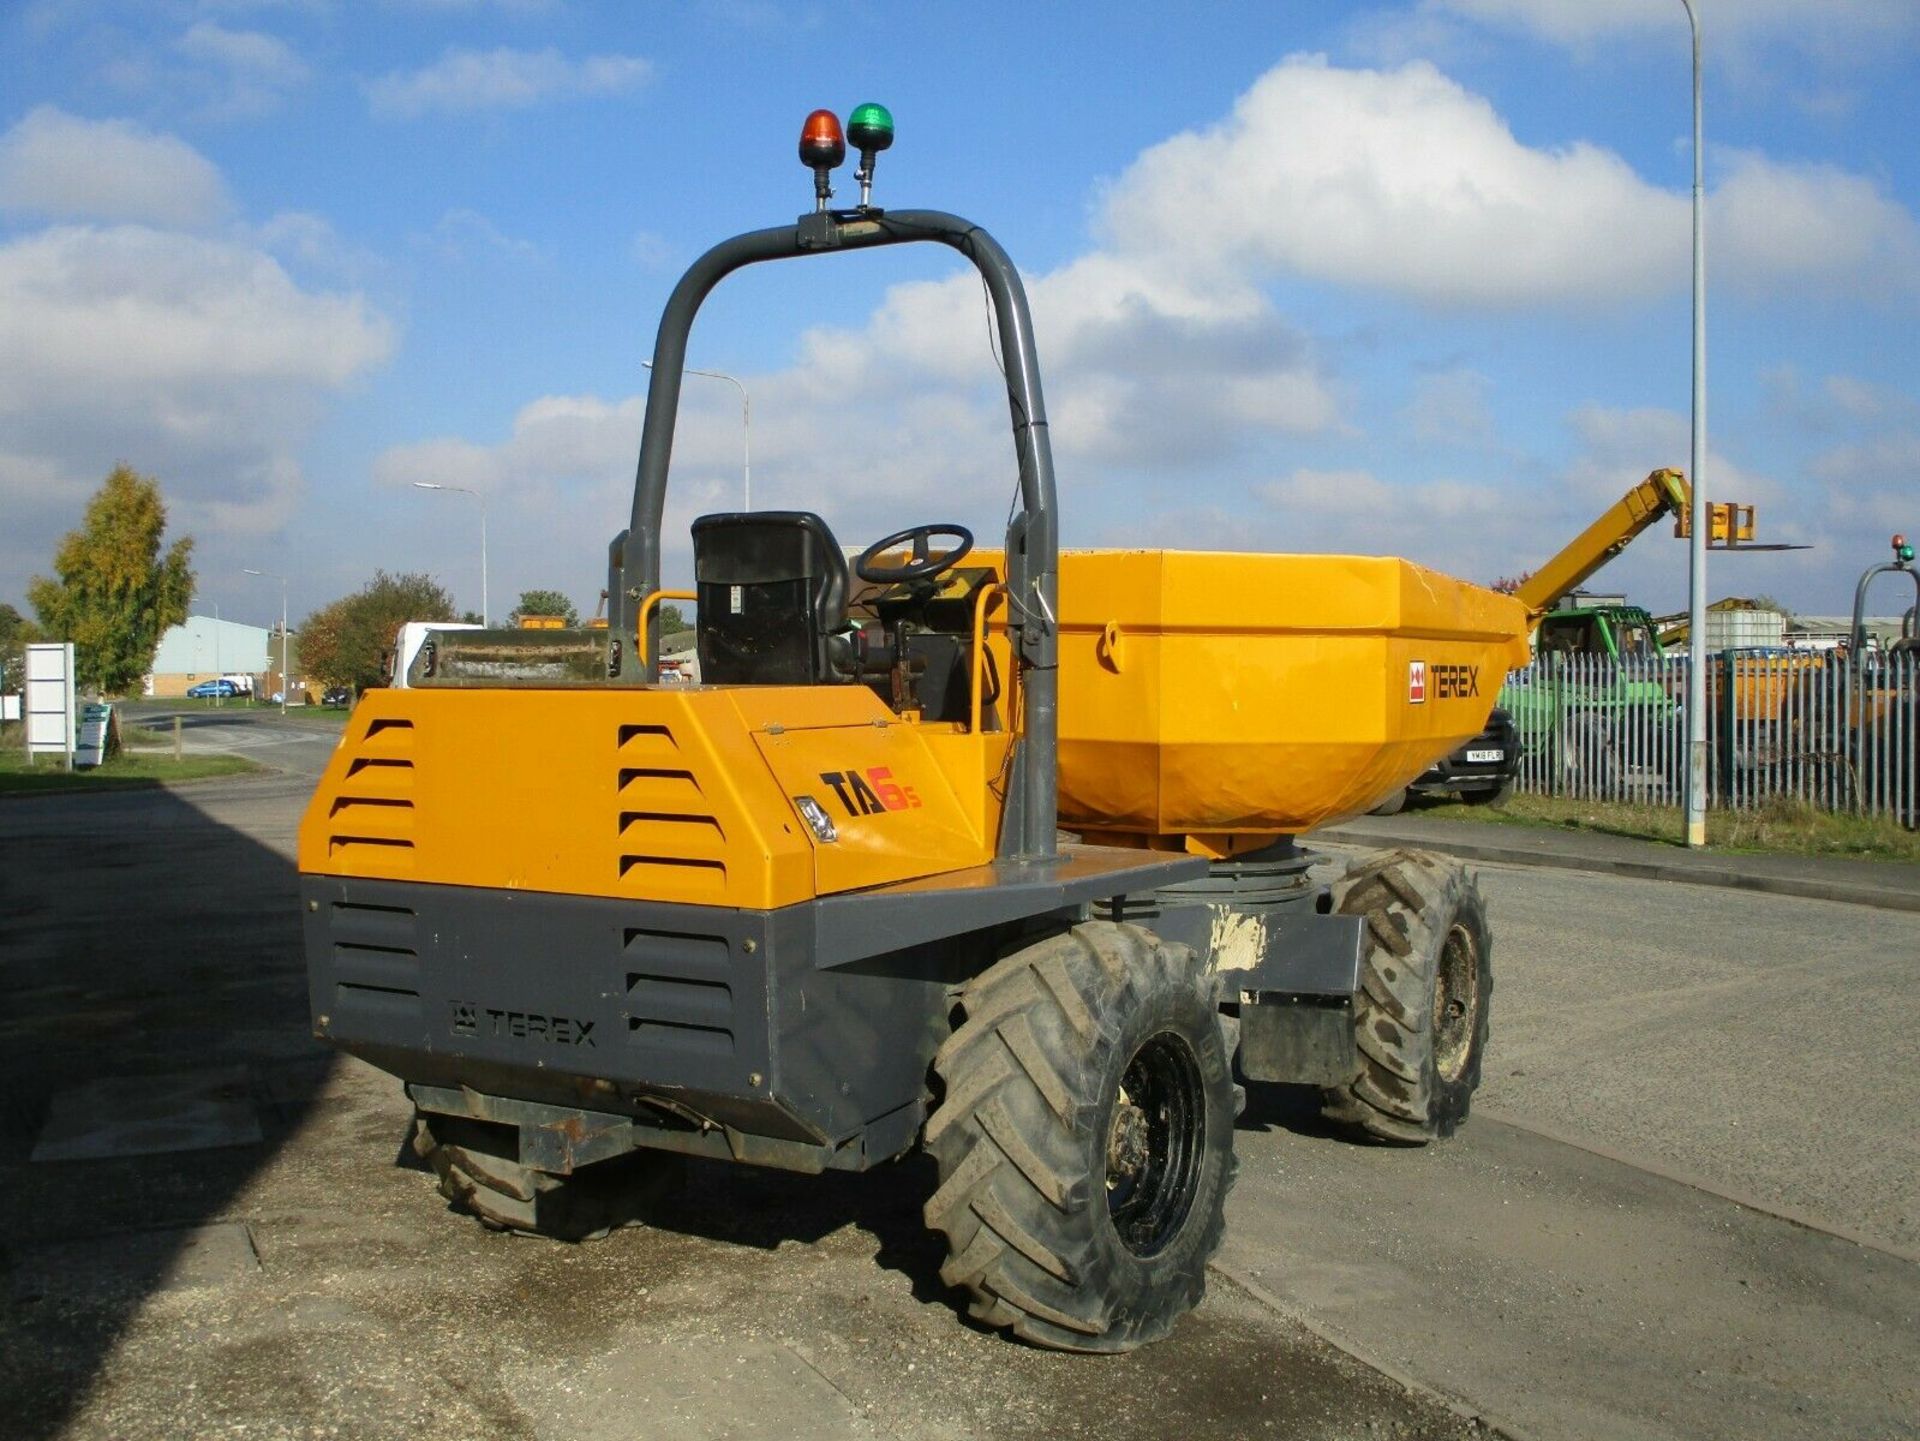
[
  {"xmin": 0, "ymin": 694, "xmax": 19, "ymax": 722},
  {"xmin": 76, "ymin": 702, "xmax": 113, "ymax": 768},
  {"xmin": 26, "ymin": 642, "xmax": 77, "ymax": 761}
]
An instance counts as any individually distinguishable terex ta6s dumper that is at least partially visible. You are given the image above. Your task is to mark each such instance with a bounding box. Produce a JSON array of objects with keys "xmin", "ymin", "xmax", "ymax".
[{"xmin": 299, "ymin": 107, "xmax": 1531, "ymax": 1352}]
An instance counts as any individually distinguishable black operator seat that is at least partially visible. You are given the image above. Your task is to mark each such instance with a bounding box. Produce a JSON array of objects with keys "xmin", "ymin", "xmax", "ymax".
[{"xmin": 691, "ymin": 511, "xmax": 855, "ymax": 685}]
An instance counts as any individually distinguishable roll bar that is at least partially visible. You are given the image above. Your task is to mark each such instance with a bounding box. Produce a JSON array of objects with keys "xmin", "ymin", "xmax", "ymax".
[{"xmin": 607, "ymin": 209, "xmax": 1059, "ymax": 862}]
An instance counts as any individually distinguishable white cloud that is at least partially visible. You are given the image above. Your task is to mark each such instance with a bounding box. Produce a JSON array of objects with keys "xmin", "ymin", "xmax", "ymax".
[
  {"xmin": 367, "ymin": 46, "xmax": 652, "ymax": 119},
  {"xmin": 1714, "ymin": 152, "xmax": 1920, "ymax": 300},
  {"xmin": 0, "ymin": 225, "xmax": 390, "ymax": 406},
  {"xmin": 1424, "ymin": 0, "xmax": 1917, "ymax": 49},
  {"xmin": 175, "ymin": 21, "xmax": 309, "ymax": 117},
  {"xmin": 0, "ymin": 106, "xmax": 230, "ymax": 227},
  {"xmin": 1101, "ymin": 56, "xmax": 1686, "ymax": 308},
  {"xmin": 416, "ymin": 207, "xmax": 540, "ymax": 263},
  {"xmin": 0, "ymin": 222, "xmax": 394, "ymax": 579},
  {"xmin": 1096, "ymin": 55, "xmax": 1918, "ymax": 308}
]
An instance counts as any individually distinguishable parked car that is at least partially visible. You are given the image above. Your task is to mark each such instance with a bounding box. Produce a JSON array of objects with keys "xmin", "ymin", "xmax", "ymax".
[
  {"xmin": 1372, "ymin": 707, "xmax": 1521, "ymax": 815},
  {"xmin": 186, "ymin": 679, "xmax": 240, "ymax": 699},
  {"xmin": 321, "ymin": 686, "xmax": 352, "ymax": 707}
]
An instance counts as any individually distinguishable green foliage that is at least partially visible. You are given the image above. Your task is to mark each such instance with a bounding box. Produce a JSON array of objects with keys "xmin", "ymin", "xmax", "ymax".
[
  {"xmin": 298, "ymin": 571, "xmax": 456, "ymax": 691},
  {"xmin": 511, "ymin": 588, "xmax": 579, "ymax": 627},
  {"xmin": 656, "ymin": 602, "xmax": 686, "ymax": 634},
  {"xmin": 0, "ymin": 602, "xmax": 44, "ymax": 688},
  {"xmin": 27, "ymin": 465, "xmax": 195, "ymax": 695}
]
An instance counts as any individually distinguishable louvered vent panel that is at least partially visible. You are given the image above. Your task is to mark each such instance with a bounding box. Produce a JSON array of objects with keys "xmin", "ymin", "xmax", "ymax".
[
  {"xmin": 328, "ymin": 719, "xmax": 417, "ymax": 873},
  {"xmin": 330, "ymin": 899, "xmax": 421, "ymax": 1022},
  {"xmin": 622, "ymin": 926, "xmax": 735, "ymax": 1057},
  {"xmin": 615, "ymin": 723, "xmax": 727, "ymax": 895}
]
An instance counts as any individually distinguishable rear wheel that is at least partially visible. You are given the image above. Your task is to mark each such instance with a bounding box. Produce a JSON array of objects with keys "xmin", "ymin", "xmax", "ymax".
[
  {"xmin": 1320, "ymin": 850, "xmax": 1491, "ymax": 1144},
  {"xmin": 412, "ymin": 1110, "xmax": 682, "ymax": 1242},
  {"xmin": 924, "ymin": 922, "xmax": 1240, "ymax": 1352}
]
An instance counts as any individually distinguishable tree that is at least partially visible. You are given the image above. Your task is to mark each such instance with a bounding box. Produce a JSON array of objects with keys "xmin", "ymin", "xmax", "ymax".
[
  {"xmin": 27, "ymin": 465, "xmax": 194, "ymax": 694},
  {"xmin": 0, "ymin": 602, "xmax": 44, "ymax": 690},
  {"xmin": 657, "ymin": 603, "xmax": 687, "ymax": 635},
  {"xmin": 299, "ymin": 571, "xmax": 456, "ymax": 691},
  {"xmin": 510, "ymin": 589, "xmax": 579, "ymax": 627},
  {"xmin": 1489, "ymin": 570, "xmax": 1535, "ymax": 597}
]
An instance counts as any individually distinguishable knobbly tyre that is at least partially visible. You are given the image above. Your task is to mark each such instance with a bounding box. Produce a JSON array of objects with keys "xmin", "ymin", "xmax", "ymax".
[{"xmin": 299, "ymin": 106, "xmax": 1528, "ymax": 1352}]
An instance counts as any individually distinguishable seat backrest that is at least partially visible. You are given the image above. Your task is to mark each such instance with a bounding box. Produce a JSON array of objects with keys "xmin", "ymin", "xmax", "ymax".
[{"xmin": 691, "ymin": 511, "xmax": 849, "ymax": 685}]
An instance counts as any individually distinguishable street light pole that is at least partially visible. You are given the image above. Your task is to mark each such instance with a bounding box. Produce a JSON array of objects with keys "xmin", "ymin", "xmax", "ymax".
[
  {"xmin": 243, "ymin": 568, "xmax": 289, "ymax": 714},
  {"xmin": 412, "ymin": 482, "xmax": 490, "ymax": 625},
  {"xmin": 643, "ymin": 361, "xmax": 751, "ymax": 510},
  {"xmin": 1680, "ymin": 0, "xmax": 1709, "ymax": 848}
]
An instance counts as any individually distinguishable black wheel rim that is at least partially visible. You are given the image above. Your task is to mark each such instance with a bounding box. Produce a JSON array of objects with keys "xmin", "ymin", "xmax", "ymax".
[
  {"xmin": 1432, "ymin": 920, "xmax": 1480, "ymax": 1083},
  {"xmin": 1105, "ymin": 1030, "xmax": 1206, "ymax": 1258}
]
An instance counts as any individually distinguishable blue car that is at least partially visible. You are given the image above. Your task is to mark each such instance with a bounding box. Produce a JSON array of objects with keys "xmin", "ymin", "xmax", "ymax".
[{"xmin": 186, "ymin": 679, "xmax": 240, "ymax": 699}]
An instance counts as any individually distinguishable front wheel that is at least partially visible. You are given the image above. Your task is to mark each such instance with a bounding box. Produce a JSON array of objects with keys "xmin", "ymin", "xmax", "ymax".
[
  {"xmin": 923, "ymin": 922, "xmax": 1240, "ymax": 1352},
  {"xmin": 1462, "ymin": 777, "xmax": 1516, "ymax": 807},
  {"xmin": 1320, "ymin": 850, "xmax": 1492, "ymax": 1144}
]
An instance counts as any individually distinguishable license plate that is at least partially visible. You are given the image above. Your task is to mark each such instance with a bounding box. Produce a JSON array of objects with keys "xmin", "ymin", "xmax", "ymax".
[{"xmin": 1465, "ymin": 748, "xmax": 1504, "ymax": 763}]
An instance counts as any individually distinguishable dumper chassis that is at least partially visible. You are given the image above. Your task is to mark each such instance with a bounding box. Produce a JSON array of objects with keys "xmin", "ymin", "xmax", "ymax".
[{"xmin": 301, "ymin": 110, "xmax": 1506, "ymax": 1351}]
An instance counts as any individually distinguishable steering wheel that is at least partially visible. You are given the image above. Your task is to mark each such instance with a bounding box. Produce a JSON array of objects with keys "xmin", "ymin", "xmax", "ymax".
[{"xmin": 855, "ymin": 523, "xmax": 974, "ymax": 585}]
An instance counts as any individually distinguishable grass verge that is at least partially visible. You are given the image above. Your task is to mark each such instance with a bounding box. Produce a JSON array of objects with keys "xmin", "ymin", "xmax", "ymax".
[
  {"xmin": 1411, "ymin": 792, "xmax": 1920, "ymax": 864},
  {"xmin": 0, "ymin": 739, "xmax": 263, "ymax": 794}
]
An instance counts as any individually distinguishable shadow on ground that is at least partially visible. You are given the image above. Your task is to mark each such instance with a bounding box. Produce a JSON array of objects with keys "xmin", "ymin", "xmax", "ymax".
[{"xmin": 0, "ymin": 785, "xmax": 328, "ymax": 1441}]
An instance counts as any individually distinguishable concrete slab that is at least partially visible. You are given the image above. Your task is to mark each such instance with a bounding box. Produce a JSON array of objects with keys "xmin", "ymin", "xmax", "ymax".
[
  {"xmin": 31, "ymin": 1067, "xmax": 263, "ymax": 1162},
  {"xmin": 1221, "ymin": 1111, "xmax": 1920, "ymax": 1441},
  {"xmin": 506, "ymin": 1336, "xmax": 888, "ymax": 1441}
]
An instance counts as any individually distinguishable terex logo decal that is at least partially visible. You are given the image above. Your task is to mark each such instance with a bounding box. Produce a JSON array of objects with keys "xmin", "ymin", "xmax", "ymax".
[
  {"xmin": 1410, "ymin": 662, "xmax": 1480, "ymax": 703},
  {"xmin": 451, "ymin": 1001, "xmax": 595, "ymax": 1046},
  {"xmin": 819, "ymin": 766, "xmax": 922, "ymax": 817}
]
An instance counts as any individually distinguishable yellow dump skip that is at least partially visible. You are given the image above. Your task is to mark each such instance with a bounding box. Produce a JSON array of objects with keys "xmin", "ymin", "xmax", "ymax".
[{"xmin": 1052, "ymin": 551, "xmax": 1531, "ymax": 837}]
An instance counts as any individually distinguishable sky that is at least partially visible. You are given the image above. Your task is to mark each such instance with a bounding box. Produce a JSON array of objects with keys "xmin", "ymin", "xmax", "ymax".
[{"xmin": 2, "ymin": 0, "xmax": 1916, "ymax": 635}]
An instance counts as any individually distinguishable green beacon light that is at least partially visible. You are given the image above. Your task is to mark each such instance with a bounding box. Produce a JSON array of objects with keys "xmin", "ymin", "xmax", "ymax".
[
  {"xmin": 1895, "ymin": 533, "xmax": 1915, "ymax": 566},
  {"xmin": 848, "ymin": 102, "xmax": 894, "ymax": 209}
]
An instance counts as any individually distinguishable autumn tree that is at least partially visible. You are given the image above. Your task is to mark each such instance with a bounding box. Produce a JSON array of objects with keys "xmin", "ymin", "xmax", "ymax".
[
  {"xmin": 1489, "ymin": 570, "xmax": 1535, "ymax": 597},
  {"xmin": 0, "ymin": 602, "xmax": 44, "ymax": 689},
  {"xmin": 299, "ymin": 571, "xmax": 455, "ymax": 691},
  {"xmin": 510, "ymin": 588, "xmax": 579, "ymax": 627},
  {"xmin": 28, "ymin": 465, "xmax": 195, "ymax": 694}
]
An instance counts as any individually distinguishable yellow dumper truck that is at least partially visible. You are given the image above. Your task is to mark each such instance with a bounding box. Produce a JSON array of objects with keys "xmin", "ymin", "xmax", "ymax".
[{"xmin": 299, "ymin": 107, "xmax": 1530, "ymax": 1352}]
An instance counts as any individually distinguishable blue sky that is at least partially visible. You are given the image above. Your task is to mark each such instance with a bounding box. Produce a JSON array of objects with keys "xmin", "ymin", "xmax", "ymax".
[{"xmin": 3, "ymin": 0, "xmax": 1916, "ymax": 633}]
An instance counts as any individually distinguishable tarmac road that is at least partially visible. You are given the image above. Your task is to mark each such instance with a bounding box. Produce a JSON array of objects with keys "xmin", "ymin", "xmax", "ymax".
[
  {"xmin": 2, "ymin": 714, "xmax": 1915, "ymax": 1439},
  {"xmin": 1226, "ymin": 850, "xmax": 1920, "ymax": 1441}
]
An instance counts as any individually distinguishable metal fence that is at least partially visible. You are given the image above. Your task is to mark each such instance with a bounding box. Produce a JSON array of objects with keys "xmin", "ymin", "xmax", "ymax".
[{"xmin": 1498, "ymin": 650, "xmax": 1917, "ymax": 823}]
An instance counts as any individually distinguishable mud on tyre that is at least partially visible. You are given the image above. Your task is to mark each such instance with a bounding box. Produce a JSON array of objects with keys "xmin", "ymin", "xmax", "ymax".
[
  {"xmin": 412, "ymin": 1110, "xmax": 682, "ymax": 1242},
  {"xmin": 1321, "ymin": 850, "xmax": 1492, "ymax": 1144},
  {"xmin": 923, "ymin": 921, "xmax": 1240, "ymax": 1353}
]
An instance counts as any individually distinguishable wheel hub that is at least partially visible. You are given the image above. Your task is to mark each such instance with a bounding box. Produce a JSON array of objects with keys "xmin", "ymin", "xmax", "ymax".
[
  {"xmin": 1104, "ymin": 1031, "xmax": 1207, "ymax": 1259},
  {"xmin": 1106, "ymin": 1092, "xmax": 1150, "ymax": 1180},
  {"xmin": 1432, "ymin": 920, "xmax": 1481, "ymax": 1083}
]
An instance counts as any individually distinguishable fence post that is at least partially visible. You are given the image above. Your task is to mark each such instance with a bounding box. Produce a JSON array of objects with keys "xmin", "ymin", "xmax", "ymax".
[{"xmin": 1551, "ymin": 655, "xmax": 1568, "ymax": 797}]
